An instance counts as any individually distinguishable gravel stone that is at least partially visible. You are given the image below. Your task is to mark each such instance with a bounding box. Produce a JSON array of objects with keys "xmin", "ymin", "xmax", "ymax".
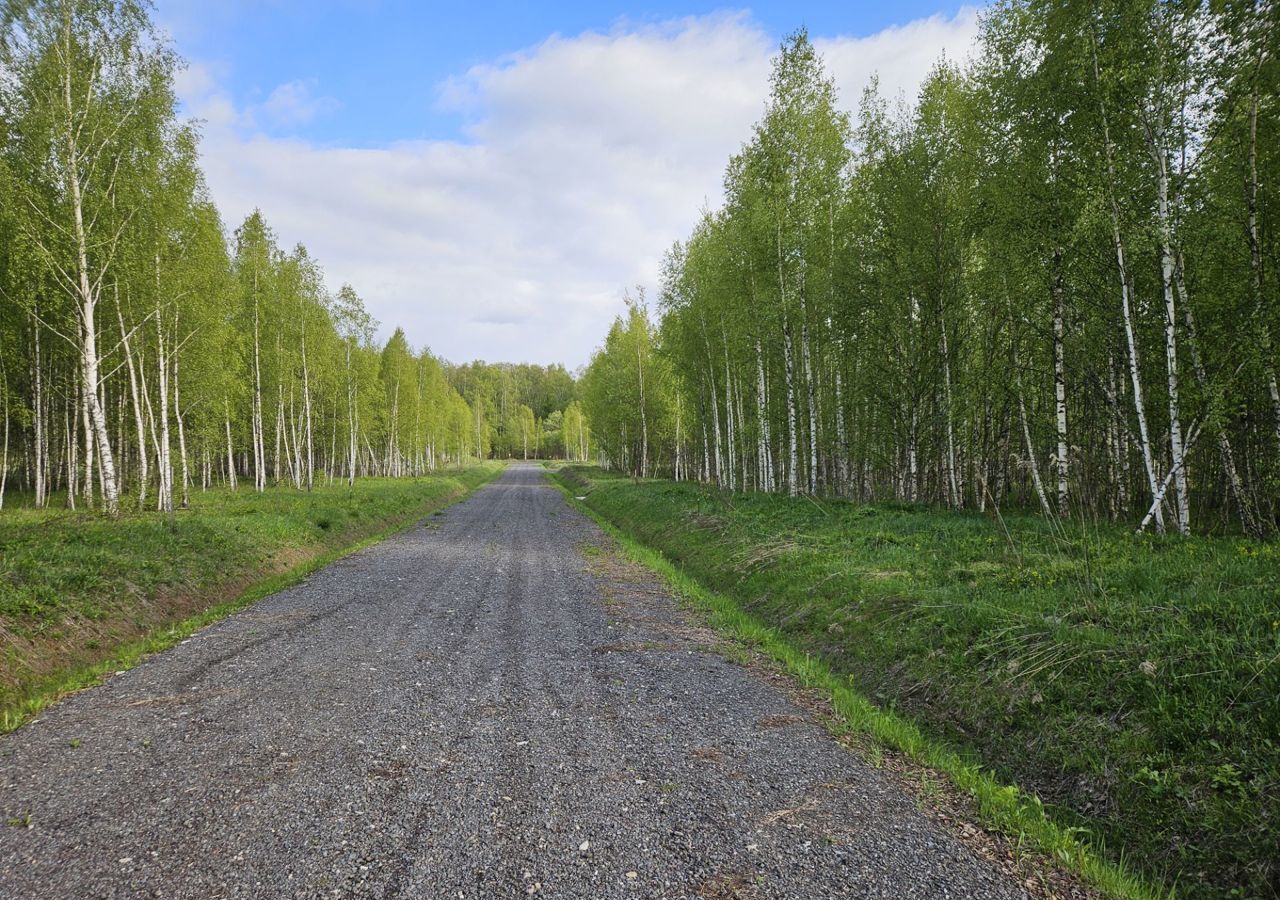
[{"xmin": 0, "ymin": 463, "xmax": 1027, "ymax": 899}]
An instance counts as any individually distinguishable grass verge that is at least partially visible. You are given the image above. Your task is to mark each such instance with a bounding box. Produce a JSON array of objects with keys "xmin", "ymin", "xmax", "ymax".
[
  {"xmin": 0, "ymin": 463, "xmax": 503, "ymax": 731},
  {"xmin": 550, "ymin": 466, "xmax": 1264, "ymax": 900}
]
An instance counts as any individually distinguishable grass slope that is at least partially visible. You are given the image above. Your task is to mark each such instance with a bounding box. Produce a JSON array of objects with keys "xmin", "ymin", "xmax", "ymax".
[
  {"xmin": 0, "ymin": 463, "xmax": 503, "ymax": 729},
  {"xmin": 555, "ymin": 466, "xmax": 1278, "ymax": 899}
]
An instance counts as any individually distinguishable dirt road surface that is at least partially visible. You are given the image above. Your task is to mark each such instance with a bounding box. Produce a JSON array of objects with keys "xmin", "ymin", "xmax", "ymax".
[{"xmin": 0, "ymin": 463, "xmax": 1026, "ymax": 899}]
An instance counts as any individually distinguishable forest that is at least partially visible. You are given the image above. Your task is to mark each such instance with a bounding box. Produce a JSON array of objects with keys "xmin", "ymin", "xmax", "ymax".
[
  {"xmin": 0, "ymin": 1, "xmax": 588, "ymax": 517},
  {"xmin": 581, "ymin": 1, "xmax": 1280, "ymax": 538},
  {"xmin": 1, "ymin": 1, "xmax": 1278, "ymax": 896}
]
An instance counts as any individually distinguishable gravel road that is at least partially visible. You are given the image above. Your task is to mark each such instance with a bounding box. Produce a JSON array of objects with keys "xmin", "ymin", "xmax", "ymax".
[{"xmin": 0, "ymin": 463, "xmax": 1027, "ymax": 899}]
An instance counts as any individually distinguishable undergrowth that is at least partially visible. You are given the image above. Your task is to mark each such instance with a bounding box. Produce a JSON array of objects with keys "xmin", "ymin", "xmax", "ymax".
[
  {"xmin": 0, "ymin": 463, "xmax": 502, "ymax": 729},
  {"xmin": 555, "ymin": 466, "xmax": 1278, "ymax": 899}
]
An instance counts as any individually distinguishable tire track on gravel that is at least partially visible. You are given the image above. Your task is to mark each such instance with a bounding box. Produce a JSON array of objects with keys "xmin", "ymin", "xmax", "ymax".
[{"xmin": 0, "ymin": 463, "xmax": 1032, "ymax": 899}]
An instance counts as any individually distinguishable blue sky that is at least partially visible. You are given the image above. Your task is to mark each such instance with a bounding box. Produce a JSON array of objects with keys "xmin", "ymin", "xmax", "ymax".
[
  {"xmin": 155, "ymin": 2, "xmax": 979, "ymax": 366},
  {"xmin": 157, "ymin": 1, "xmax": 970, "ymax": 146}
]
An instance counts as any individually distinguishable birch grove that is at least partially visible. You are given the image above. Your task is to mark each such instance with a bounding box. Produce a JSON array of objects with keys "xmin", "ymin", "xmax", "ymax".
[
  {"xmin": 583, "ymin": 5, "xmax": 1280, "ymax": 536},
  {"xmin": 0, "ymin": 0, "xmax": 495, "ymax": 512}
]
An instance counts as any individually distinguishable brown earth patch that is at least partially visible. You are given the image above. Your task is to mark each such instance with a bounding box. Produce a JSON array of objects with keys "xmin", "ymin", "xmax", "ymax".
[{"xmin": 694, "ymin": 871, "xmax": 759, "ymax": 900}]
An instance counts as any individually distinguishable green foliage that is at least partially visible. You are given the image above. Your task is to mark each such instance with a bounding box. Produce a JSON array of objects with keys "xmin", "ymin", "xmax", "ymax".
[
  {"xmin": 562, "ymin": 466, "xmax": 1278, "ymax": 896},
  {"xmin": 444, "ymin": 360, "xmax": 582, "ymax": 460},
  {"xmin": 584, "ymin": 8, "xmax": 1280, "ymax": 537},
  {"xmin": 581, "ymin": 293, "xmax": 673, "ymax": 476},
  {"xmin": 555, "ymin": 468, "xmax": 1161, "ymax": 900},
  {"xmin": 0, "ymin": 2, "xmax": 502, "ymax": 514},
  {"xmin": 0, "ymin": 463, "xmax": 503, "ymax": 727}
]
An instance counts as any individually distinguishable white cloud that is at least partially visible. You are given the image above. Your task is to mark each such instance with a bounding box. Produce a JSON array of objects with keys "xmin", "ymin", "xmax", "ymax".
[
  {"xmin": 179, "ymin": 66, "xmax": 339, "ymax": 132},
  {"xmin": 257, "ymin": 79, "xmax": 341, "ymax": 127},
  {"xmin": 816, "ymin": 10, "xmax": 981, "ymax": 109},
  {"xmin": 180, "ymin": 9, "xmax": 980, "ymax": 368}
]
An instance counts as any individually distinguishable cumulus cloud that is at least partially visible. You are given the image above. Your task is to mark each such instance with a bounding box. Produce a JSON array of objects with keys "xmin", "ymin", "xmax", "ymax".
[
  {"xmin": 180, "ymin": 9, "xmax": 980, "ymax": 367},
  {"xmin": 816, "ymin": 10, "xmax": 981, "ymax": 108}
]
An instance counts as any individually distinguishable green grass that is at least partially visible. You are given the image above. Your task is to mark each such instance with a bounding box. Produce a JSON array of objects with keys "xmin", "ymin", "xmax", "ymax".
[
  {"xmin": 554, "ymin": 466, "xmax": 1279, "ymax": 899},
  {"xmin": 0, "ymin": 463, "xmax": 503, "ymax": 730}
]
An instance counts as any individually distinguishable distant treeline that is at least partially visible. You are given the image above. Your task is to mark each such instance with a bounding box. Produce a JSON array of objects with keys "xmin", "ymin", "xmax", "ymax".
[
  {"xmin": 446, "ymin": 361, "xmax": 591, "ymax": 462},
  {"xmin": 582, "ymin": 2, "xmax": 1280, "ymax": 537},
  {"xmin": 0, "ymin": 1, "xmax": 590, "ymax": 514}
]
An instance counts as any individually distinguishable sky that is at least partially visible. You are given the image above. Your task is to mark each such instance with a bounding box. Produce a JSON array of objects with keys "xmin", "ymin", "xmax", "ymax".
[{"xmin": 154, "ymin": 1, "xmax": 981, "ymax": 369}]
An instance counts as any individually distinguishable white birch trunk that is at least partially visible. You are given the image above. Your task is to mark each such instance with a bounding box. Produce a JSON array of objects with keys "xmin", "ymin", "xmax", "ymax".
[
  {"xmin": 635, "ymin": 330, "xmax": 648, "ymax": 479},
  {"xmin": 346, "ymin": 340, "xmax": 358, "ymax": 486},
  {"xmin": 707, "ymin": 372, "xmax": 722, "ymax": 485},
  {"xmin": 1137, "ymin": 420, "xmax": 1203, "ymax": 534},
  {"xmin": 736, "ymin": 368, "xmax": 747, "ymax": 488},
  {"xmin": 1177, "ymin": 253, "xmax": 1257, "ymax": 535},
  {"xmin": 1154, "ymin": 135, "xmax": 1190, "ymax": 535},
  {"xmin": 173, "ymin": 350, "xmax": 190, "ymax": 508},
  {"xmin": 66, "ymin": 391, "xmax": 78, "ymax": 510},
  {"xmin": 273, "ymin": 385, "xmax": 285, "ymax": 485},
  {"xmin": 1052, "ymin": 248, "xmax": 1069, "ymax": 517},
  {"xmin": 1018, "ymin": 375, "xmax": 1054, "ymax": 519},
  {"xmin": 224, "ymin": 398, "xmax": 237, "ymax": 490},
  {"xmin": 64, "ymin": 63, "xmax": 119, "ymax": 513},
  {"xmin": 155, "ymin": 290, "xmax": 173, "ymax": 514},
  {"xmin": 674, "ymin": 394, "xmax": 683, "ymax": 481},
  {"xmin": 32, "ymin": 315, "xmax": 47, "ymax": 508},
  {"xmin": 287, "ymin": 389, "xmax": 302, "ymax": 487},
  {"xmin": 782, "ymin": 319, "xmax": 798, "ymax": 496},
  {"xmin": 302, "ymin": 324, "xmax": 314, "ymax": 490},
  {"xmin": 940, "ymin": 302, "xmax": 960, "ymax": 509},
  {"xmin": 722, "ymin": 333, "xmax": 735, "ymax": 491},
  {"xmin": 801, "ymin": 295, "xmax": 818, "ymax": 495},
  {"xmin": 252, "ymin": 272, "xmax": 265, "ymax": 492},
  {"xmin": 908, "ymin": 410, "xmax": 919, "ymax": 503},
  {"xmin": 80, "ymin": 374, "xmax": 94, "ymax": 509},
  {"xmin": 907, "ymin": 293, "xmax": 921, "ymax": 503},
  {"xmin": 115, "ymin": 299, "xmax": 148, "ymax": 507},
  {"xmin": 1092, "ymin": 31, "xmax": 1164, "ymax": 531},
  {"xmin": 776, "ymin": 220, "xmax": 799, "ymax": 497},
  {"xmin": 834, "ymin": 360, "xmax": 848, "ymax": 497},
  {"xmin": 755, "ymin": 339, "xmax": 773, "ymax": 492}
]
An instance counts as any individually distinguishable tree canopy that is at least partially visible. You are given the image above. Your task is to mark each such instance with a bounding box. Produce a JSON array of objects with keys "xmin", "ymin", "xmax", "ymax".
[
  {"xmin": 0, "ymin": 0, "xmax": 588, "ymax": 512},
  {"xmin": 581, "ymin": 8, "xmax": 1280, "ymax": 537}
]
